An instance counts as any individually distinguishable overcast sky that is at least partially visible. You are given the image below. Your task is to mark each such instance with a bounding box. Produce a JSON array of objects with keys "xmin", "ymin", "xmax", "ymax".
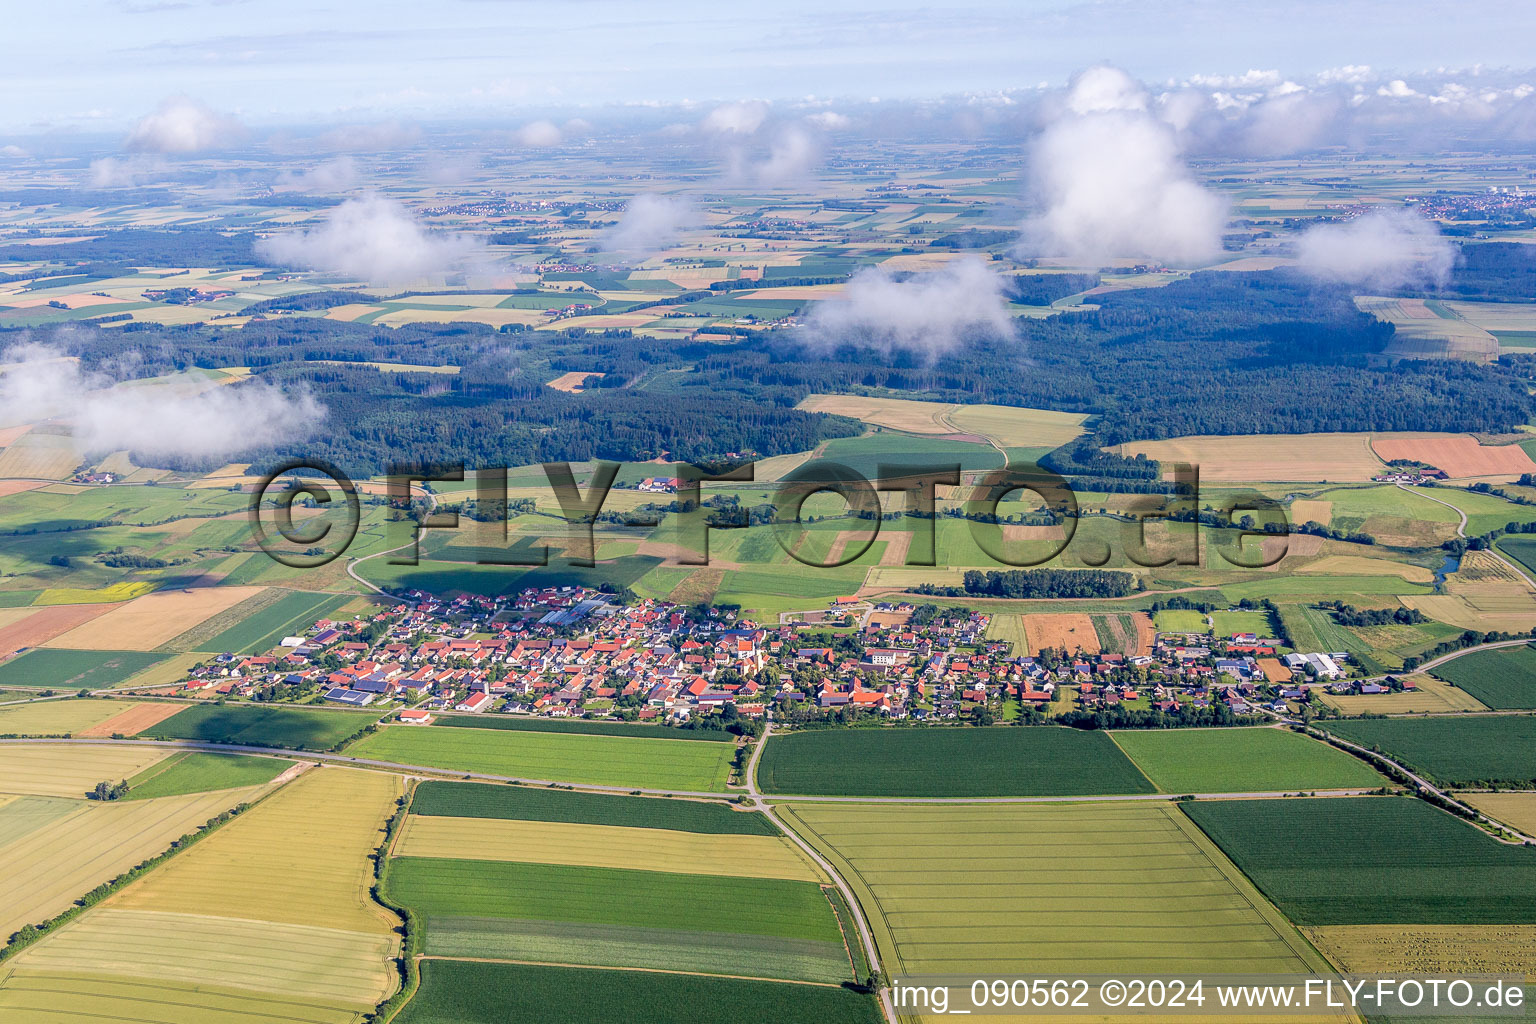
[{"xmin": 4, "ymin": 0, "xmax": 1534, "ymax": 134}]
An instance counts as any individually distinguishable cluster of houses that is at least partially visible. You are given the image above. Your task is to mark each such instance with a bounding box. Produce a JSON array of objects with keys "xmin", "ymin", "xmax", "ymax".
[{"xmin": 132, "ymin": 584, "xmax": 1369, "ymax": 726}]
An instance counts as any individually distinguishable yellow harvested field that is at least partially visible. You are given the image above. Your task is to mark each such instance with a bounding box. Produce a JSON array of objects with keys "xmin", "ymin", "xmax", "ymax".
[
  {"xmin": 797, "ymin": 394, "xmax": 954, "ymax": 433},
  {"xmin": 43, "ymin": 586, "xmax": 265, "ymax": 651},
  {"xmin": 0, "ymin": 743, "xmax": 171, "ymax": 796},
  {"xmin": 1445, "ymin": 299, "xmax": 1536, "ymax": 333},
  {"xmin": 0, "ymin": 700, "xmax": 140, "ymax": 738},
  {"xmin": 945, "ymin": 405, "xmax": 1089, "ymax": 448},
  {"xmin": 1359, "ymin": 296, "xmax": 1500, "ymax": 362},
  {"xmin": 109, "ymin": 766, "xmax": 401, "ymax": 931},
  {"xmin": 1318, "ymin": 674, "xmax": 1489, "ymax": 714},
  {"xmin": 76, "ymin": 702, "xmax": 187, "ymax": 738},
  {"xmin": 1116, "ymin": 433, "xmax": 1386, "ymax": 482},
  {"xmin": 1405, "ymin": 581, "xmax": 1536, "ymax": 631},
  {"xmin": 1370, "ymin": 434, "xmax": 1536, "ymax": 477},
  {"xmin": 0, "ymin": 433, "xmax": 79, "ymax": 480},
  {"xmin": 395, "ymin": 814, "xmax": 825, "ymax": 882},
  {"xmin": 0, "ymin": 788, "xmax": 263, "ymax": 941},
  {"xmin": 795, "ymin": 394, "xmax": 1087, "ymax": 449},
  {"xmin": 12, "ymin": 908, "xmax": 397, "ymax": 1006},
  {"xmin": 1306, "ymin": 924, "xmax": 1536, "ymax": 976},
  {"xmin": 374, "ymin": 306, "xmax": 544, "ymax": 328},
  {"xmin": 188, "ymin": 462, "xmax": 252, "ymax": 489},
  {"xmin": 1461, "ymin": 792, "xmax": 1536, "ymax": 835},
  {"xmin": 0, "ymin": 971, "xmax": 367, "ymax": 1024},
  {"xmin": 0, "ymin": 604, "xmax": 116, "ymax": 658},
  {"xmin": 1289, "ymin": 500, "xmax": 1332, "ymax": 525},
  {"xmin": 547, "ymin": 370, "xmax": 606, "ymax": 392},
  {"xmin": 1295, "ymin": 555, "xmax": 1432, "ymax": 583},
  {"xmin": 1022, "ymin": 613, "xmax": 1101, "ymax": 656}
]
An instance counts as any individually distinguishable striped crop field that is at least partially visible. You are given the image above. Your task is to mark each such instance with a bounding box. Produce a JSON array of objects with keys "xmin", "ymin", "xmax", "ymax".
[
  {"xmin": 0, "ymin": 767, "xmax": 403, "ymax": 1022},
  {"xmin": 778, "ymin": 801, "xmax": 1332, "ymax": 981},
  {"xmin": 394, "ymin": 814, "xmax": 824, "ymax": 882}
]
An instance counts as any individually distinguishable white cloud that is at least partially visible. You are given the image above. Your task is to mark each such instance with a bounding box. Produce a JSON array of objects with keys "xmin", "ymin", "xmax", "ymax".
[
  {"xmin": 1023, "ymin": 66, "xmax": 1227, "ymax": 266},
  {"xmin": 805, "ymin": 110, "xmax": 850, "ymax": 131},
  {"xmin": 513, "ymin": 120, "xmax": 563, "ymax": 147},
  {"xmin": 254, "ymin": 194, "xmax": 481, "ymax": 286},
  {"xmin": 1294, "ymin": 208, "xmax": 1456, "ymax": 289},
  {"xmin": 0, "ymin": 343, "xmax": 320, "ymax": 461},
  {"xmin": 754, "ymin": 125, "xmax": 820, "ymax": 185},
  {"xmin": 125, "ymin": 95, "xmax": 246, "ymax": 154},
  {"xmin": 597, "ymin": 194, "xmax": 698, "ymax": 257},
  {"xmin": 701, "ymin": 100, "xmax": 768, "ymax": 135},
  {"xmin": 312, "ymin": 120, "xmax": 420, "ymax": 152},
  {"xmin": 801, "ymin": 257, "xmax": 1013, "ymax": 358},
  {"xmin": 278, "ymin": 156, "xmax": 358, "ymax": 192},
  {"xmin": 89, "ymin": 155, "xmax": 164, "ymax": 187},
  {"xmin": 0, "ymin": 145, "xmax": 27, "ymax": 159}
]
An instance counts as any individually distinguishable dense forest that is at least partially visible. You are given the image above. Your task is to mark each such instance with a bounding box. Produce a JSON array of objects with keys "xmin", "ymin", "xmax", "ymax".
[
  {"xmin": 8, "ymin": 268, "xmax": 1536, "ymax": 476},
  {"xmin": 914, "ymin": 568, "xmax": 1138, "ymax": 599}
]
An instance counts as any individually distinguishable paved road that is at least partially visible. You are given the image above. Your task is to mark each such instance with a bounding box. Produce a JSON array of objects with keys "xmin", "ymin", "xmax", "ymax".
[
  {"xmin": 0, "ymin": 735, "xmax": 1385, "ymax": 804},
  {"xmin": 1360, "ymin": 636, "xmax": 1535, "ymax": 685},
  {"xmin": 345, "ymin": 488, "xmax": 439, "ymax": 600}
]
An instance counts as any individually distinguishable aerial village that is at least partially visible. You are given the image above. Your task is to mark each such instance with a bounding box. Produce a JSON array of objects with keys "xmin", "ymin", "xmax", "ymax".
[{"xmin": 120, "ymin": 586, "xmax": 1386, "ymax": 726}]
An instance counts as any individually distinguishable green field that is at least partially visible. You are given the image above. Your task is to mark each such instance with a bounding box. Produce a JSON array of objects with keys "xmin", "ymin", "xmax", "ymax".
[
  {"xmin": 1182, "ymin": 797, "xmax": 1536, "ymax": 925},
  {"xmin": 1496, "ymin": 535, "xmax": 1536, "ymax": 578},
  {"xmin": 433, "ymin": 715, "xmax": 734, "ymax": 741},
  {"xmin": 134, "ymin": 702, "xmax": 376, "ymax": 751},
  {"xmin": 757, "ymin": 727, "xmax": 1156, "ymax": 797},
  {"xmin": 1153, "ymin": 609, "xmax": 1208, "ymax": 633},
  {"xmin": 1209, "ymin": 609, "xmax": 1276, "ymax": 637},
  {"xmin": 390, "ymin": 858, "xmax": 851, "ymax": 982},
  {"xmin": 410, "ymin": 781, "xmax": 776, "ymax": 835},
  {"xmin": 348, "ymin": 725, "xmax": 736, "ymax": 790},
  {"xmin": 1109, "ymin": 727, "xmax": 1386, "ymax": 793},
  {"xmin": 193, "ymin": 589, "xmax": 349, "ymax": 654},
  {"xmin": 1428, "ymin": 643, "xmax": 1536, "ymax": 709},
  {"xmin": 780, "ymin": 801, "xmax": 1326, "ymax": 978},
  {"xmin": 0, "ymin": 649, "xmax": 167, "ymax": 689},
  {"xmin": 1320, "ymin": 716, "xmax": 1536, "ymax": 786},
  {"xmin": 396, "ymin": 960, "xmax": 882, "ymax": 1024},
  {"xmin": 123, "ymin": 751, "xmax": 292, "ymax": 799}
]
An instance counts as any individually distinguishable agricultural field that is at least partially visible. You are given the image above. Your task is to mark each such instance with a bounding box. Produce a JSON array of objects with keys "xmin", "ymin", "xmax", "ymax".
[
  {"xmin": 1020, "ymin": 612, "xmax": 1100, "ymax": 655},
  {"xmin": 1181, "ymin": 796, "xmax": 1536, "ymax": 924},
  {"xmin": 1108, "ymin": 727, "xmax": 1386, "ymax": 793},
  {"xmin": 779, "ymin": 801, "xmax": 1329, "ymax": 981},
  {"xmin": 394, "ymin": 814, "xmax": 823, "ymax": 881},
  {"xmin": 1153, "ymin": 608, "xmax": 1209, "ymax": 633},
  {"xmin": 396, "ymin": 960, "xmax": 882, "ymax": 1024},
  {"xmin": 795, "ymin": 394, "xmax": 1088, "ymax": 450},
  {"xmin": 0, "ymin": 743, "xmax": 172, "ymax": 797},
  {"xmin": 409, "ymin": 781, "xmax": 777, "ymax": 834},
  {"xmin": 347, "ymin": 724, "xmax": 736, "ymax": 790},
  {"xmin": 75, "ymin": 701, "xmax": 186, "ymax": 737},
  {"xmin": 191, "ymin": 589, "xmax": 350, "ymax": 654},
  {"xmin": 0, "ymin": 604, "xmax": 114, "ymax": 658},
  {"xmin": 982, "ymin": 612, "xmax": 1028, "ymax": 654},
  {"xmin": 133, "ymin": 701, "xmax": 375, "ymax": 751},
  {"xmin": 1370, "ymin": 434, "xmax": 1535, "ymax": 477},
  {"xmin": 0, "ymin": 784, "xmax": 267, "ymax": 941},
  {"xmin": 0, "ymin": 767, "xmax": 403, "ymax": 1021},
  {"xmin": 431, "ymin": 715, "xmax": 735, "ymax": 741},
  {"xmin": 1305, "ymin": 923, "xmax": 1536, "ymax": 981},
  {"xmin": 0, "ymin": 697, "xmax": 152, "ymax": 737},
  {"xmin": 0, "ymin": 649, "xmax": 167, "ymax": 691},
  {"xmin": 756, "ymin": 727, "xmax": 1156, "ymax": 797},
  {"xmin": 1317, "ymin": 674, "xmax": 1489, "ymax": 714},
  {"xmin": 1320, "ymin": 716, "xmax": 1536, "ymax": 786},
  {"xmin": 1116, "ymin": 433, "xmax": 1386, "ymax": 482},
  {"xmin": 390, "ymin": 858, "xmax": 852, "ymax": 982},
  {"xmin": 1461, "ymin": 792, "xmax": 1536, "ymax": 836},
  {"xmin": 1427, "ymin": 643, "xmax": 1536, "ymax": 709},
  {"xmin": 41, "ymin": 586, "xmax": 264, "ymax": 651},
  {"xmin": 122, "ymin": 752, "xmax": 294, "ymax": 800}
]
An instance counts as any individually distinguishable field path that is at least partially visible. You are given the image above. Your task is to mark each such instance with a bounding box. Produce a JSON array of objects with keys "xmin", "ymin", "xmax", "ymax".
[{"xmin": 1408, "ymin": 480, "xmax": 1536, "ymax": 589}]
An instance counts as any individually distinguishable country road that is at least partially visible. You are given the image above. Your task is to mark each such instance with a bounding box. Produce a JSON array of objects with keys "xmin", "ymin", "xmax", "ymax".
[
  {"xmin": 1402, "ymin": 480, "xmax": 1536, "ymax": 588},
  {"xmin": 0, "ymin": 735, "xmax": 1385, "ymax": 804}
]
